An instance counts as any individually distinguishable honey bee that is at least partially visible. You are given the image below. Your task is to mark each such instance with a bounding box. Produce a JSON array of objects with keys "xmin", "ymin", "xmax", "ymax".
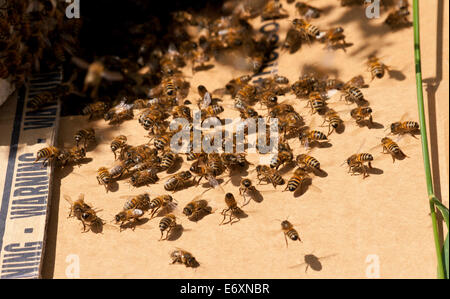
[
  {"xmin": 284, "ymin": 167, "xmax": 310, "ymax": 192},
  {"xmin": 123, "ymin": 193, "xmax": 151, "ymax": 211},
  {"xmin": 147, "ymin": 195, "xmax": 177, "ymax": 219},
  {"xmin": 74, "ymin": 128, "xmax": 95, "ymax": 148},
  {"xmin": 28, "ymin": 91, "xmax": 57, "ymax": 111},
  {"xmin": 108, "ymin": 160, "xmax": 128, "ymax": 179},
  {"xmin": 270, "ymin": 144, "xmax": 294, "ymax": 169},
  {"xmin": 201, "ymin": 105, "xmax": 225, "ymax": 121},
  {"xmin": 321, "ymin": 109, "xmax": 343, "ymax": 136},
  {"xmin": 170, "ymin": 249, "xmax": 199, "ymax": 268},
  {"xmin": 322, "ymin": 27, "xmax": 347, "ymax": 51},
  {"xmin": 172, "ymin": 105, "xmax": 192, "ymax": 122},
  {"xmin": 255, "ymin": 165, "xmax": 285, "ymax": 188},
  {"xmin": 130, "ymin": 168, "xmax": 159, "ymax": 187},
  {"xmin": 71, "ymin": 57, "xmax": 124, "ymax": 98},
  {"xmin": 350, "ymin": 107, "xmax": 373, "ymax": 125},
  {"xmin": 389, "ymin": 117, "xmax": 419, "ymax": 137},
  {"xmin": 238, "ymin": 178, "xmax": 259, "ymax": 207},
  {"xmin": 296, "ymin": 152, "xmax": 321, "ymax": 172},
  {"xmin": 159, "ymin": 214, "xmax": 178, "ymax": 240},
  {"xmin": 268, "ymin": 102, "xmax": 295, "ymax": 118},
  {"xmin": 299, "ymin": 129, "xmax": 328, "ymax": 147},
  {"xmin": 344, "ymin": 153, "xmax": 374, "ymax": 179},
  {"xmin": 385, "ymin": 7, "xmax": 412, "ymax": 30},
  {"xmin": 220, "ymin": 193, "xmax": 243, "ymax": 225},
  {"xmin": 380, "ymin": 137, "xmax": 408, "ymax": 163},
  {"xmin": 292, "ymin": 18, "xmax": 321, "ymax": 42},
  {"xmin": 104, "ymin": 101, "xmax": 134, "ymax": 125},
  {"xmin": 34, "ymin": 146, "xmax": 60, "ymax": 166},
  {"xmin": 340, "ymin": 76, "xmax": 365, "ymax": 104},
  {"xmin": 190, "ymin": 157, "xmax": 223, "ymax": 189},
  {"xmin": 153, "ymin": 132, "xmax": 175, "ymax": 151},
  {"xmin": 164, "ymin": 170, "xmax": 194, "ymax": 192},
  {"xmin": 235, "ymin": 84, "xmax": 256, "ymax": 104},
  {"xmin": 367, "ymin": 56, "xmax": 390, "ymax": 80},
  {"xmin": 306, "ymin": 92, "xmax": 327, "ymax": 114},
  {"xmin": 291, "ymin": 74, "xmax": 319, "ymax": 98},
  {"xmin": 139, "ymin": 108, "xmax": 168, "ymax": 131},
  {"xmin": 280, "ymin": 219, "xmax": 302, "ymax": 247},
  {"xmin": 282, "ymin": 28, "xmax": 303, "ymax": 54},
  {"xmin": 225, "ymin": 74, "xmax": 253, "ymax": 97},
  {"xmin": 261, "ymin": 0, "xmax": 289, "ymax": 21},
  {"xmin": 114, "ymin": 208, "xmax": 145, "ymax": 232},
  {"xmin": 159, "ymin": 149, "xmax": 178, "ymax": 171},
  {"xmin": 57, "ymin": 146, "xmax": 86, "ymax": 167},
  {"xmin": 64, "ymin": 194, "xmax": 91, "ymax": 220},
  {"xmin": 97, "ymin": 167, "xmax": 112, "ymax": 191},
  {"xmin": 79, "ymin": 209, "xmax": 105, "ymax": 233},
  {"xmin": 111, "ymin": 135, "xmax": 128, "ymax": 160},
  {"xmin": 83, "ymin": 101, "xmax": 109, "ymax": 121},
  {"xmin": 183, "ymin": 196, "xmax": 212, "ymax": 221},
  {"xmin": 295, "ymin": 2, "xmax": 322, "ymax": 19}
]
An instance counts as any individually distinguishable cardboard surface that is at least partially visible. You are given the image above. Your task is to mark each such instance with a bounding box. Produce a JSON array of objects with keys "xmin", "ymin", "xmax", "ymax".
[
  {"xmin": 0, "ymin": 71, "xmax": 62, "ymax": 278},
  {"xmin": 40, "ymin": 1, "xmax": 448, "ymax": 278}
]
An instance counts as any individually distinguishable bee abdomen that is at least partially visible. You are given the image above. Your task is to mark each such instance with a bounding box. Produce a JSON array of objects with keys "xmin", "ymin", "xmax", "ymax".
[{"xmin": 287, "ymin": 229, "xmax": 300, "ymax": 241}]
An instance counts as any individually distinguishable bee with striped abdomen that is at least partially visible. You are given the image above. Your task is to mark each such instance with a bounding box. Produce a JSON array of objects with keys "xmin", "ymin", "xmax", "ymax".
[
  {"xmin": 296, "ymin": 152, "xmax": 321, "ymax": 173},
  {"xmin": 123, "ymin": 193, "xmax": 151, "ymax": 211},
  {"xmin": 340, "ymin": 76, "xmax": 365, "ymax": 104},
  {"xmin": 306, "ymin": 91, "xmax": 327, "ymax": 114},
  {"xmin": 367, "ymin": 56, "xmax": 390, "ymax": 81},
  {"xmin": 270, "ymin": 144, "xmax": 294, "ymax": 170},
  {"xmin": 28, "ymin": 91, "xmax": 57, "ymax": 111},
  {"xmin": 321, "ymin": 109, "xmax": 343, "ymax": 136},
  {"xmin": 97, "ymin": 167, "xmax": 112, "ymax": 191},
  {"xmin": 350, "ymin": 107, "xmax": 373, "ymax": 126},
  {"xmin": 164, "ymin": 171, "xmax": 194, "ymax": 192},
  {"xmin": 34, "ymin": 146, "xmax": 60, "ymax": 167},
  {"xmin": 322, "ymin": 27, "xmax": 347, "ymax": 51},
  {"xmin": 284, "ymin": 167, "xmax": 310, "ymax": 193},
  {"xmin": 344, "ymin": 153, "xmax": 374, "ymax": 179},
  {"xmin": 79, "ymin": 209, "xmax": 105, "ymax": 233},
  {"xmin": 111, "ymin": 135, "xmax": 127, "ymax": 160},
  {"xmin": 148, "ymin": 195, "xmax": 177, "ymax": 219},
  {"xmin": 64, "ymin": 194, "xmax": 91, "ymax": 220},
  {"xmin": 159, "ymin": 150, "xmax": 178, "ymax": 171},
  {"xmin": 220, "ymin": 193, "xmax": 243, "ymax": 225},
  {"xmin": 130, "ymin": 168, "xmax": 159, "ymax": 187},
  {"xmin": 83, "ymin": 101, "xmax": 109, "ymax": 121},
  {"xmin": 389, "ymin": 113, "xmax": 419, "ymax": 137},
  {"xmin": 170, "ymin": 249, "xmax": 199, "ymax": 268},
  {"xmin": 255, "ymin": 165, "xmax": 285, "ymax": 188},
  {"xmin": 114, "ymin": 208, "xmax": 145, "ymax": 232},
  {"xmin": 57, "ymin": 146, "xmax": 86, "ymax": 167},
  {"xmin": 299, "ymin": 129, "xmax": 328, "ymax": 148},
  {"xmin": 74, "ymin": 128, "xmax": 95, "ymax": 148},
  {"xmin": 159, "ymin": 213, "xmax": 178, "ymax": 240},
  {"xmin": 183, "ymin": 196, "xmax": 212, "ymax": 221},
  {"xmin": 292, "ymin": 18, "xmax": 321, "ymax": 42},
  {"xmin": 380, "ymin": 137, "xmax": 408, "ymax": 163},
  {"xmin": 280, "ymin": 219, "xmax": 302, "ymax": 247}
]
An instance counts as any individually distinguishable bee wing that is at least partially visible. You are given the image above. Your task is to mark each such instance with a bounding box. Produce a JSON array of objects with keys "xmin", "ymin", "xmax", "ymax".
[
  {"xmin": 398, "ymin": 111, "xmax": 411, "ymax": 123},
  {"xmin": 356, "ymin": 138, "xmax": 367, "ymax": 153},
  {"xmin": 201, "ymin": 92, "xmax": 212, "ymax": 109},
  {"xmin": 63, "ymin": 195, "xmax": 73, "ymax": 205},
  {"xmin": 71, "ymin": 56, "xmax": 91, "ymax": 70},
  {"xmin": 101, "ymin": 69, "xmax": 124, "ymax": 81}
]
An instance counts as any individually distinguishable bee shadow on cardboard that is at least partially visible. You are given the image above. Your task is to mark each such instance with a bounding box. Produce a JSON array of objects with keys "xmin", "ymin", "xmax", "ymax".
[
  {"xmin": 56, "ymin": 158, "xmax": 94, "ymax": 179},
  {"xmin": 356, "ymin": 119, "xmax": 384, "ymax": 130},
  {"xmin": 119, "ymin": 217, "xmax": 150, "ymax": 232},
  {"xmin": 292, "ymin": 177, "xmax": 314, "ymax": 198},
  {"xmin": 166, "ymin": 224, "xmax": 188, "ymax": 241}
]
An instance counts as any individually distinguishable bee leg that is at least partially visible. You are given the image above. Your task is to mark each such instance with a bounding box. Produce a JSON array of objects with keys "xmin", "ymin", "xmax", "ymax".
[
  {"xmin": 284, "ymin": 233, "xmax": 289, "ymax": 248},
  {"xmin": 220, "ymin": 209, "xmax": 229, "ymax": 225},
  {"xmin": 149, "ymin": 207, "xmax": 159, "ymax": 219},
  {"xmin": 159, "ymin": 230, "xmax": 165, "ymax": 241}
]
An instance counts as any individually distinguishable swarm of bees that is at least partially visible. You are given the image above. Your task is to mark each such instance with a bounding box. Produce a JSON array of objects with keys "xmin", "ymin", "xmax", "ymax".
[{"xmin": 30, "ymin": 0, "xmax": 420, "ymax": 272}]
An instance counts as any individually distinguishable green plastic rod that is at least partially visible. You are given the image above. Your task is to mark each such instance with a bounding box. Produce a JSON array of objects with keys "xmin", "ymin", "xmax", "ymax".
[{"xmin": 412, "ymin": 0, "xmax": 445, "ymax": 279}]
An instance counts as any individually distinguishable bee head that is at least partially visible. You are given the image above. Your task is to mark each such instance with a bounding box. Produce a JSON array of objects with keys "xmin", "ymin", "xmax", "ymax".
[{"xmin": 242, "ymin": 179, "xmax": 251, "ymax": 188}]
